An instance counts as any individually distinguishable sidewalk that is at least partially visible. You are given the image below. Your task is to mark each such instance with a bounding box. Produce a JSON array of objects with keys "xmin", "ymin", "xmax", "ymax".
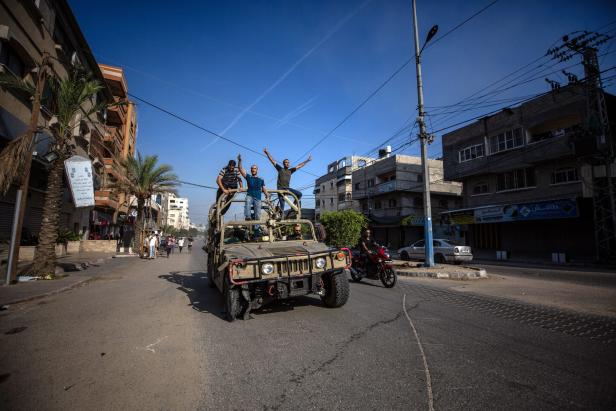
[
  {"xmin": 392, "ymin": 260, "xmax": 487, "ymax": 280},
  {"xmin": 0, "ymin": 252, "xmax": 131, "ymax": 306}
]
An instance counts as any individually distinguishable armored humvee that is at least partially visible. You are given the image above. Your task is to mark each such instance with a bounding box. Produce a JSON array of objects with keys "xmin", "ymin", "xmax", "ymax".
[{"xmin": 205, "ymin": 189, "xmax": 351, "ymax": 321}]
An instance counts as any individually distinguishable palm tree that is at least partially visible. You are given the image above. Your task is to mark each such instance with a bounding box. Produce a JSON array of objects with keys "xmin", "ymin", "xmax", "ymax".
[
  {"xmin": 1, "ymin": 66, "xmax": 107, "ymax": 276},
  {"xmin": 114, "ymin": 153, "xmax": 179, "ymax": 257}
]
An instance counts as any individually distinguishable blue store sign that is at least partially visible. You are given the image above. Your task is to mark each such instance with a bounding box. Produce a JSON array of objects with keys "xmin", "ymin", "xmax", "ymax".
[{"xmin": 474, "ymin": 199, "xmax": 578, "ymax": 223}]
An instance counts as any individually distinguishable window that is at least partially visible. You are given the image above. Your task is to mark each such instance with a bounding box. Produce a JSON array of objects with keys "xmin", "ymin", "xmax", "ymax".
[
  {"xmin": 388, "ymin": 199, "xmax": 397, "ymax": 208},
  {"xmin": 354, "ymin": 183, "xmax": 360, "ymax": 190},
  {"xmin": 322, "ymin": 185, "xmax": 325, "ymax": 191},
  {"xmin": 338, "ymin": 159, "xmax": 346, "ymax": 168},
  {"xmin": 374, "ymin": 200, "xmax": 382, "ymax": 209},
  {"xmin": 416, "ymin": 174, "xmax": 423, "ymax": 182},
  {"xmin": 330, "ymin": 182, "xmax": 333, "ymax": 189},
  {"xmin": 330, "ymin": 198, "xmax": 333, "ymax": 205},
  {"xmin": 551, "ymin": 167, "xmax": 579, "ymax": 184},
  {"xmin": 458, "ymin": 143, "xmax": 485, "ymax": 162},
  {"xmin": 413, "ymin": 197, "xmax": 422, "ymax": 207},
  {"xmin": 389, "ymin": 175, "xmax": 396, "ymax": 181},
  {"xmin": 438, "ymin": 199, "xmax": 448, "ymax": 208},
  {"xmin": 0, "ymin": 43, "xmax": 26, "ymax": 77},
  {"xmin": 357, "ymin": 159, "xmax": 367, "ymax": 168},
  {"xmin": 338, "ymin": 193, "xmax": 345, "ymax": 202},
  {"xmin": 367, "ymin": 179, "xmax": 375, "ymax": 188},
  {"xmin": 496, "ymin": 168, "xmax": 535, "ymax": 192},
  {"xmin": 472, "ymin": 182, "xmax": 489, "ymax": 195},
  {"xmin": 414, "ymin": 240, "xmax": 425, "ymax": 247},
  {"xmin": 489, "ymin": 128, "xmax": 524, "ymax": 154}
]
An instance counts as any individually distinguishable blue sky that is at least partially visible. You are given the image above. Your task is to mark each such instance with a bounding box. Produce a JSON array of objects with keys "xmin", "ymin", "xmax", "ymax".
[{"xmin": 69, "ymin": 0, "xmax": 616, "ymax": 224}]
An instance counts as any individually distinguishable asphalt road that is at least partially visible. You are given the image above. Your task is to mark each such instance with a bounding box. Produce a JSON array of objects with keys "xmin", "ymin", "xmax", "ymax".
[{"xmin": 1, "ymin": 242, "xmax": 615, "ymax": 410}]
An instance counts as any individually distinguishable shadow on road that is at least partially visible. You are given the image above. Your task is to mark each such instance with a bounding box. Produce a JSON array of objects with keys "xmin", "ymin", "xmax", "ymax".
[
  {"xmin": 159, "ymin": 270, "xmax": 325, "ymax": 320},
  {"xmin": 159, "ymin": 271, "xmax": 226, "ymax": 321}
]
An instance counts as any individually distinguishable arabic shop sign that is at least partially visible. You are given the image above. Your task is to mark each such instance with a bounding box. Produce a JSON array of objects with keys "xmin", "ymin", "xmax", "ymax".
[
  {"xmin": 64, "ymin": 155, "xmax": 95, "ymax": 207},
  {"xmin": 474, "ymin": 199, "xmax": 578, "ymax": 223}
]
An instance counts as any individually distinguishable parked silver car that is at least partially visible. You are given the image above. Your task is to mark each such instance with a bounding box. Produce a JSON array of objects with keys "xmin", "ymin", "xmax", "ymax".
[{"xmin": 398, "ymin": 239, "xmax": 473, "ymax": 264}]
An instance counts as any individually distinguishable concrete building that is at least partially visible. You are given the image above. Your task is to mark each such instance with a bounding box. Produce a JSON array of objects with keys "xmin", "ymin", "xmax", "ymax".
[
  {"xmin": 164, "ymin": 193, "xmax": 190, "ymax": 230},
  {"xmin": 441, "ymin": 84, "xmax": 616, "ymax": 263},
  {"xmin": 351, "ymin": 154, "xmax": 463, "ymax": 250},
  {"xmin": 314, "ymin": 155, "xmax": 373, "ymax": 220},
  {"xmin": 0, "ymin": 0, "xmax": 114, "ymax": 243},
  {"xmin": 90, "ymin": 64, "xmax": 137, "ymax": 240}
]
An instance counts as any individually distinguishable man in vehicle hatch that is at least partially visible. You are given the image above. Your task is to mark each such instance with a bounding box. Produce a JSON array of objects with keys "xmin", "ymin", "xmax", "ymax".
[
  {"xmin": 216, "ymin": 158, "xmax": 243, "ymax": 215},
  {"xmin": 263, "ymin": 147, "xmax": 312, "ymax": 212},
  {"xmin": 237, "ymin": 154, "xmax": 269, "ymax": 221},
  {"xmin": 288, "ymin": 224, "xmax": 304, "ymax": 240}
]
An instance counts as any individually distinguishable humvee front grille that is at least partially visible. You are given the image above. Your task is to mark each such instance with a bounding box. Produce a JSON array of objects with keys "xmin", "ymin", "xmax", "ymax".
[{"xmin": 276, "ymin": 258, "xmax": 310, "ymax": 275}]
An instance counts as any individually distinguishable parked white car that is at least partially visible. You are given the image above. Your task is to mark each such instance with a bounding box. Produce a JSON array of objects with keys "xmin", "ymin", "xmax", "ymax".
[{"xmin": 398, "ymin": 239, "xmax": 473, "ymax": 264}]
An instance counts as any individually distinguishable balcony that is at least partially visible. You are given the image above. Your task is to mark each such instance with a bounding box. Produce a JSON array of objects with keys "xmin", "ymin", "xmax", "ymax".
[
  {"xmin": 95, "ymin": 190, "xmax": 119, "ymax": 210},
  {"xmin": 106, "ymin": 99, "xmax": 127, "ymax": 126},
  {"xmin": 103, "ymin": 157, "xmax": 124, "ymax": 180}
]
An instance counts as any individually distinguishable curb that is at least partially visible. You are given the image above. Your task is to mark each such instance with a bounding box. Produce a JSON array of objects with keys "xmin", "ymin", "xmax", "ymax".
[
  {"xmin": 2, "ymin": 255, "xmax": 116, "ymax": 307},
  {"xmin": 394, "ymin": 265, "xmax": 488, "ymax": 280}
]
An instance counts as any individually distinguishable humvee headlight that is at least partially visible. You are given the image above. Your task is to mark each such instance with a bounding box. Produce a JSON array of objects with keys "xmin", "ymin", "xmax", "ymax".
[
  {"xmin": 315, "ymin": 257, "xmax": 326, "ymax": 269},
  {"xmin": 261, "ymin": 263, "xmax": 274, "ymax": 275}
]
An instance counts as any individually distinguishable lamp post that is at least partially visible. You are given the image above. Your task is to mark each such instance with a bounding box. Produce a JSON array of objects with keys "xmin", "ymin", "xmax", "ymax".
[{"xmin": 411, "ymin": 0, "xmax": 438, "ymax": 267}]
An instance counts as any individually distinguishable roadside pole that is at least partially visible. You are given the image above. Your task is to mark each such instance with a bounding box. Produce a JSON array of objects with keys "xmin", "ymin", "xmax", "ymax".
[
  {"xmin": 411, "ymin": 0, "xmax": 436, "ymax": 267},
  {"xmin": 6, "ymin": 53, "xmax": 51, "ymax": 284}
]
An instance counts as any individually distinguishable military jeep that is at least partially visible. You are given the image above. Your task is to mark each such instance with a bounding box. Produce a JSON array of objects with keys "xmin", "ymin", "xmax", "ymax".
[{"xmin": 206, "ymin": 189, "xmax": 351, "ymax": 321}]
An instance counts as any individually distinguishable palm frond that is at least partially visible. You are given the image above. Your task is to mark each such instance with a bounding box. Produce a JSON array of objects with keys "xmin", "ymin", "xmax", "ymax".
[
  {"xmin": 0, "ymin": 134, "xmax": 33, "ymax": 194},
  {"xmin": 0, "ymin": 72, "xmax": 35, "ymax": 95}
]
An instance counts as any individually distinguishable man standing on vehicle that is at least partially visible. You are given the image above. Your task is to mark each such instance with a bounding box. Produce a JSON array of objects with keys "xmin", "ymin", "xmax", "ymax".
[
  {"xmin": 216, "ymin": 159, "xmax": 244, "ymax": 215},
  {"xmin": 263, "ymin": 147, "xmax": 312, "ymax": 213},
  {"xmin": 238, "ymin": 154, "xmax": 269, "ymax": 220}
]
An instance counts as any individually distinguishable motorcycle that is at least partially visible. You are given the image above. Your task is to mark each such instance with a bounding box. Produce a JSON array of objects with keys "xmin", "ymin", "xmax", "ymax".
[{"xmin": 349, "ymin": 245, "xmax": 397, "ymax": 288}]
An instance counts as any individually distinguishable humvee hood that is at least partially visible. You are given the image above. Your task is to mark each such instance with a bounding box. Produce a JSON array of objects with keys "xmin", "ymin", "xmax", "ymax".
[{"xmin": 223, "ymin": 241, "xmax": 331, "ymax": 260}]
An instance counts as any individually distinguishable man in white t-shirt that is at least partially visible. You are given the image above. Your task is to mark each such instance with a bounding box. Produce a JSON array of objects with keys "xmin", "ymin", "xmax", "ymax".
[
  {"xmin": 149, "ymin": 234, "xmax": 157, "ymax": 259},
  {"xmin": 178, "ymin": 237, "xmax": 185, "ymax": 253}
]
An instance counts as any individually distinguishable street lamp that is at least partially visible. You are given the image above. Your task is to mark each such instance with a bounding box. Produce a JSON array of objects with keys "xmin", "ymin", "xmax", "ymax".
[{"xmin": 411, "ymin": 0, "xmax": 438, "ymax": 267}]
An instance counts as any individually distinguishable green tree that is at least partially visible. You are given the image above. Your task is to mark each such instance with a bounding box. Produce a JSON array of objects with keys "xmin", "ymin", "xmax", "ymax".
[
  {"xmin": 320, "ymin": 210, "xmax": 367, "ymax": 248},
  {"xmin": 114, "ymin": 153, "xmax": 179, "ymax": 257}
]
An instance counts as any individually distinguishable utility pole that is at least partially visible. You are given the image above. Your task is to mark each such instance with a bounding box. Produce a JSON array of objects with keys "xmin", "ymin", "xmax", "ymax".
[
  {"xmin": 548, "ymin": 31, "xmax": 615, "ymax": 263},
  {"xmin": 6, "ymin": 52, "xmax": 51, "ymax": 284},
  {"xmin": 411, "ymin": 0, "xmax": 438, "ymax": 267}
]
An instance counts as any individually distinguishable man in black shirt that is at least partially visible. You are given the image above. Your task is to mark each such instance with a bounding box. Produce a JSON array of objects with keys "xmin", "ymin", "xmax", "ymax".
[
  {"xmin": 359, "ymin": 228, "xmax": 377, "ymax": 269},
  {"xmin": 216, "ymin": 158, "xmax": 243, "ymax": 215},
  {"xmin": 263, "ymin": 147, "xmax": 312, "ymax": 212}
]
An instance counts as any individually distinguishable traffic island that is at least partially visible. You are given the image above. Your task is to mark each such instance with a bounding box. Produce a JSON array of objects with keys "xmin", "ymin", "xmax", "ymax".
[{"xmin": 392, "ymin": 261, "xmax": 487, "ymax": 280}]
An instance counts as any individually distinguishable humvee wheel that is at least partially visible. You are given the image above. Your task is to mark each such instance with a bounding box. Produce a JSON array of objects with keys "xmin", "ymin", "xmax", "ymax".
[
  {"xmin": 321, "ymin": 270, "xmax": 350, "ymax": 308},
  {"xmin": 224, "ymin": 279, "xmax": 241, "ymax": 322},
  {"xmin": 207, "ymin": 253, "xmax": 215, "ymax": 288}
]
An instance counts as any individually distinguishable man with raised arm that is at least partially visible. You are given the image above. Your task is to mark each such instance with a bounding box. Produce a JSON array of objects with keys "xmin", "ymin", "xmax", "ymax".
[
  {"xmin": 237, "ymin": 154, "xmax": 269, "ymax": 221},
  {"xmin": 263, "ymin": 147, "xmax": 312, "ymax": 213},
  {"xmin": 216, "ymin": 158, "xmax": 243, "ymax": 215}
]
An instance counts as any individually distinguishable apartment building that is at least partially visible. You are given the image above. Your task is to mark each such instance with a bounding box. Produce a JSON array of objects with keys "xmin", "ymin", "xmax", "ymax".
[
  {"xmin": 0, "ymin": 0, "xmax": 114, "ymax": 241},
  {"xmin": 351, "ymin": 154, "xmax": 462, "ymax": 250},
  {"xmin": 314, "ymin": 155, "xmax": 373, "ymax": 220},
  {"xmin": 164, "ymin": 193, "xmax": 190, "ymax": 230},
  {"xmin": 441, "ymin": 84, "xmax": 616, "ymax": 262}
]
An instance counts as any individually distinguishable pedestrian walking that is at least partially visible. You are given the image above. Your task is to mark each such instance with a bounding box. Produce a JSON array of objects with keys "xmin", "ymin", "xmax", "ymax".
[
  {"xmin": 263, "ymin": 147, "xmax": 312, "ymax": 213},
  {"xmin": 178, "ymin": 237, "xmax": 185, "ymax": 253},
  {"xmin": 148, "ymin": 233, "xmax": 157, "ymax": 259},
  {"xmin": 216, "ymin": 158, "xmax": 243, "ymax": 215},
  {"xmin": 165, "ymin": 236, "xmax": 173, "ymax": 258},
  {"xmin": 143, "ymin": 234, "xmax": 150, "ymax": 258},
  {"xmin": 238, "ymin": 154, "xmax": 269, "ymax": 221}
]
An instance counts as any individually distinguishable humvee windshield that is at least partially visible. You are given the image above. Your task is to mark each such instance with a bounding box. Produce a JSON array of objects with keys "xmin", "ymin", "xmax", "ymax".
[{"xmin": 222, "ymin": 222, "xmax": 315, "ymax": 244}]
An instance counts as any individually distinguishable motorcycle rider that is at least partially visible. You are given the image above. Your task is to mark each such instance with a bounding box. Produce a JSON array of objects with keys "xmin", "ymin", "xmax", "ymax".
[{"xmin": 359, "ymin": 228, "xmax": 377, "ymax": 270}]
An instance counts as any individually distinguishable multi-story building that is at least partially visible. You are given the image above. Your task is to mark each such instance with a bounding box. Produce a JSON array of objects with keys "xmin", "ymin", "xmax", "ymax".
[
  {"xmin": 314, "ymin": 155, "xmax": 373, "ymax": 220},
  {"xmin": 90, "ymin": 64, "xmax": 137, "ymax": 239},
  {"xmin": 441, "ymin": 84, "xmax": 616, "ymax": 262},
  {"xmin": 0, "ymin": 0, "xmax": 114, "ymax": 242},
  {"xmin": 164, "ymin": 193, "xmax": 190, "ymax": 230},
  {"xmin": 351, "ymin": 153, "xmax": 462, "ymax": 250}
]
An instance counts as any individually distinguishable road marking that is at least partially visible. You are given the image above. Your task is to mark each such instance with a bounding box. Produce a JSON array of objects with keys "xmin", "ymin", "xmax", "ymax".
[
  {"xmin": 403, "ymin": 294, "xmax": 434, "ymax": 411},
  {"xmin": 144, "ymin": 336, "xmax": 168, "ymax": 353}
]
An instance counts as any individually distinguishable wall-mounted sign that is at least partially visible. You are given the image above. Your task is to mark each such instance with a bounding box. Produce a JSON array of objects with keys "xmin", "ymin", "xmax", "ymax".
[
  {"xmin": 64, "ymin": 155, "xmax": 95, "ymax": 207},
  {"xmin": 474, "ymin": 198, "xmax": 578, "ymax": 223}
]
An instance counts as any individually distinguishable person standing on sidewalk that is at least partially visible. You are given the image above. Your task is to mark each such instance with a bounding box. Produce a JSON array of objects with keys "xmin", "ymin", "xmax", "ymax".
[
  {"xmin": 238, "ymin": 155, "xmax": 269, "ymax": 221},
  {"xmin": 148, "ymin": 233, "xmax": 157, "ymax": 260},
  {"xmin": 165, "ymin": 236, "xmax": 173, "ymax": 258},
  {"xmin": 178, "ymin": 237, "xmax": 185, "ymax": 253},
  {"xmin": 263, "ymin": 147, "xmax": 311, "ymax": 213},
  {"xmin": 216, "ymin": 158, "xmax": 243, "ymax": 215}
]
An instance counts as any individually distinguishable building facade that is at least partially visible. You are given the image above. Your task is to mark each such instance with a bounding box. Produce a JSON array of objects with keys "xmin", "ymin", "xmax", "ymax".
[
  {"xmin": 163, "ymin": 193, "xmax": 190, "ymax": 230},
  {"xmin": 351, "ymin": 154, "xmax": 463, "ymax": 250},
  {"xmin": 441, "ymin": 85, "xmax": 616, "ymax": 262},
  {"xmin": 0, "ymin": 0, "xmax": 116, "ymax": 243},
  {"xmin": 314, "ymin": 155, "xmax": 373, "ymax": 220}
]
